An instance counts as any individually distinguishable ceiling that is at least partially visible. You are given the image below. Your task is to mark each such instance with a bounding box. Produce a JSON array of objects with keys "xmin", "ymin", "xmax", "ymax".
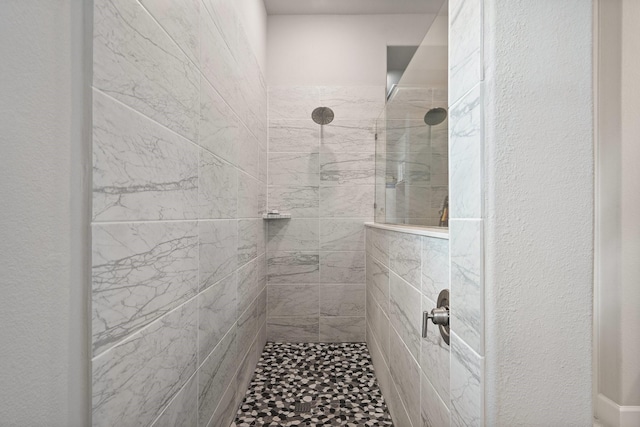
[{"xmin": 264, "ymin": 0, "xmax": 445, "ymax": 15}]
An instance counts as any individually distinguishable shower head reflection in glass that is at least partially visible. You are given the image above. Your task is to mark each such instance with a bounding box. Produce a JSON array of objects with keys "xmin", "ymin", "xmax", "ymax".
[
  {"xmin": 311, "ymin": 107, "xmax": 334, "ymax": 125},
  {"xmin": 424, "ymin": 107, "xmax": 447, "ymax": 126}
]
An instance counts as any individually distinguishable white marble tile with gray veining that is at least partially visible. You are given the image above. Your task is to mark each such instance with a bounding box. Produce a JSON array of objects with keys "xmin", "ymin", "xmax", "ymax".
[
  {"xmin": 92, "ymin": 300, "xmax": 197, "ymax": 427},
  {"xmin": 199, "ymin": 79, "xmax": 239, "ymax": 166},
  {"xmin": 389, "ymin": 272, "xmax": 421, "ymax": 361},
  {"xmin": 450, "ymin": 84, "xmax": 482, "ymax": 219},
  {"xmin": 267, "ymin": 251, "xmax": 319, "ymax": 284},
  {"xmin": 93, "ymin": 91, "xmax": 199, "ymax": 222},
  {"xmin": 267, "ymin": 317, "xmax": 319, "ymax": 342},
  {"xmin": 449, "ymin": 0, "xmax": 482, "ymax": 104},
  {"xmin": 198, "ymin": 272, "xmax": 236, "ymax": 364},
  {"xmin": 268, "ymin": 186, "xmax": 319, "ymax": 218},
  {"xmin": 94, "ymin": 0, "xmax": 199, "ymax": 141},
  {"xmin": 258, "ymin": 145, "xmax": 268, "ymax": 183},
  {"xmin": 238, "ymin": 171, "xmax": 264, "ymax": 218},
  {"xmin": 201, "ymin": 0, "xmax": 238, "ymax": 57},
  {"xmin": 366, "ymin": 227, "xmax": 389, "ymax": 266},
  {"xmin": 319, "ymin": 186, "xmax": 374, "ymax": 218},
  {"xmin": 236, "ymin": 338, "xmax": 259, "ymax": 407},
  {"xmin": 238, "ymin": 219, "xmax": 263, "ymax": 266},
  {"xmin": 200, "ymin": 9, "xmax": 238, "ymax": 113},
  {"xmin": 198, "ymin": 220, "xmax": 237, "ymax": 291},
  {"xmin": 319, "ymin": 86, "xmax": 385, "ymax": 120},
  {"xmin": 268, "ymin": 152, "xmax": 320, "ymax": 186},
  {"xmin": 389, "ymin": 329, "xmax": 421, "ymax": 427},
  {"xmin": 199, "ymin": 150, "xmax": 237, "ymax": 219},
  {"xmin": 237, "ymin": 299, "xmax": 257, "ymax": 360},
  {"xmin": 198, "ymin": 326, "xmax": 237, "ymax": 427},
  {"xmin": 139, "ymin": 0, "xmax": 200, "ymax": 66},
  {"xmin": 267, "ymin": 219, "xmax": 320, "ymax": 252},
  {"xmin": 320, "ymin": 153, "xmax": 375, "ymax": 185},
  {"xmin": 366, "ymin": 254, "xmax": 390, "ymax": 315},
  {"xmin": 151, "ymin": 372, "xmax": 197, "ymax": 427},
  {"xmin": 320, "ymin": 251, "xmax": 365, "ymax": 283},
  {"xmin": 422, "ymin": 372, "xmax": 451, "ymax": 427},
  {"xmin": 320, "ymin": 219, "xmax": 368, "ymax": 251},
  {"xmin": 450, "ymin": 219, "xmax": 483, "ymax": 355},
  {"xmin": 267, "ymin": 284, "xmax": 319, "ymax": 317},
  {"xmin": 268, "ymin": 86, "xmax": 320, "ymax": 120},
  {"xmin": 451, "ymin": 332, "xmax": 483, "ymax": 427},
  {"xmin": 257, "ymin": 288, "xmax": 267, "ymax": 327},
  {"xmin": 237, "ymin": 258, "xmax": 259, "ymax": 315},
  {"xmin": 422, "ymin": 236, "xmax": 450, "ymax": 302},
  {"xmin": 320, "ymin": 284, "xmax": 365, "ymax": 316},
  {"xmin": 92, "ymin": 221, "xmax": 198, "ymax": 355},
  {"xmin": 237, "ymin": 124, "xmax": 260, "ymax": 179},
  {"xmin": 421, "ymin": 295, "xmax": 450, "ymax": 405},
  {"xmin": 208, "ymin": 377, "xmax": 237, "ymax": 427},
  {"xmin": 320, "ymin": 120, "xmax": 376, "ymax": 153},
  {"xmin": 319, "ymin": 316, "xmax": 365, "ymax": 342},
  {"xmin": 269, "ymin": 119, "xmax": 320, "ymax": 153},
  {"xmin": 366, "ymin": 289, "xmax": 390, "ymax": 362},
  {"xmin": 389, "ymin": 231, "xmax": 422, "ymax": 290}
]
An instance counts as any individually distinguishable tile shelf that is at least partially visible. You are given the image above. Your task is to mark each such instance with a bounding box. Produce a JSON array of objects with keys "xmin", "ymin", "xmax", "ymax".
[{"xmin": 262, "ymin": 213, "xmax": 292, "ymax": 220}]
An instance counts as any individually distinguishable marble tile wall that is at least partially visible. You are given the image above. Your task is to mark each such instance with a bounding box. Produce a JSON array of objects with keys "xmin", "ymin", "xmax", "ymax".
[
  {"xmin": 366, "ymin": 226, "xmax": 451, "ymax": 427},
  {"xmin": 266, "ymin": 86, "xmax": 384, "ymax": 342},
  {"xmin": 91, "ymin": 0, "xmax": 267, "ymax": 425},
  {"xmin": 448, "ymin": 0, "xmax": 485, "ymax": 425}
]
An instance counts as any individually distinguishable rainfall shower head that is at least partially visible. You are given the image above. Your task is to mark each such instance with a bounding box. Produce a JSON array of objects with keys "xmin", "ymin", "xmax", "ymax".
[
  {"xmin": 424, "ymin": 107, "xmax": 447, "ymax": 126},
  {"xmin": 311, "ymin": 107, "xmax": 334, "ymax": 125}
]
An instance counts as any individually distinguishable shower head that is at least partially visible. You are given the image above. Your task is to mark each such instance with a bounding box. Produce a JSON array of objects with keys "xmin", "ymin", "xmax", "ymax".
[
  {"xmin": 311, "ymin": 107, "xmax": 334, "ymax": 125},
  {"xmin": 424, "ymin": 107, "xmax": 447, "ymax": 126}
]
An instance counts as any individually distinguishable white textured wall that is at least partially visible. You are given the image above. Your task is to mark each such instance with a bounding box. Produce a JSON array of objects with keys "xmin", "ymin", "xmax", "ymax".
[
  {"xmin": 483, "ymin": 0, "xmax": 593, "ymax": 424},
  {"xmin": 0, "ymin": 0, "xmax": 90, "ymax": 425},
  {"xmin": 267, "ymin": 14, "xmax": 434, "ymax": 86}
]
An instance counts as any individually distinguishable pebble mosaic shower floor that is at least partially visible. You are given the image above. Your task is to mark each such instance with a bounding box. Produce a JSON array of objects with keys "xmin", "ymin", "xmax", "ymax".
[{"xmin": 232, "ymin": 342, "xmax": 394, "ymax": 426}]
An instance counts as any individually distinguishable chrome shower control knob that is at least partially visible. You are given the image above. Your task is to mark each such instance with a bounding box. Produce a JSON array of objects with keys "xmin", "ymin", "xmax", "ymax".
[
  {"xmin": 421, "ymin": 289, "xmax": 450, "ymax": 345},
  {"xmin": 427, "ymin": 306, "xmax": 449, "ymax": 326}
]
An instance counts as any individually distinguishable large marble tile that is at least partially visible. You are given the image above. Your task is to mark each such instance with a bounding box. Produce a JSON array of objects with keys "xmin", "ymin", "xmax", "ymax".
[
  {"xmin": 387, "ymin": 379, "xmax": 413, "ymax": 427},
  {"xmin": 366, "ymin": 254, "xmax": 390, "ymax": 315},
  {"xmin": 319, "ymin": 251, "xmax": 365, "ymax": 283},
  {"xmin": 268, "ymin": 152, "xmax": 320, "ymax": 186},
  {"xmin": 319, "ymin": 316, "xmax": 366, "ymax": 342},
  {"xmin": 93, "ymin": 91, "xmax": 199, "ymax": 222},
  {"xmin": 237, "ymin": 299, "xmax": 257, "ymax": 360},
  {"xmin": 421, "ymin": 372, "xmax": 451, "ymax": 427},
  {"xmin": 199, "ymin": 79, "xmax": 239, "ymax": 166},
  {"xmin": 268, "ymin": 86, "xmax": 320, "ymax": 120},
  {"xmin": 198, "ymin": 220, "xmax": 237, "ymax": 291},
  {"xmin": 450, "ymin": 332, "xmax": 483, "ymax": 427},
  {"xmin": 320, "ymin": 120, "xmax": 376, "ymax": 153},
  {"xmin": 238, "ymin": 171, "xmax": 264, "ymax": 218},
  {"xmin": 235, "ymin": 338, "xmax": 259, "ymax": 408},
  {"xmin": 320, "ymin": 284, "xmax": 365, "ymax": 316},
  {"xmin": 257, "ymin": 288, "xmax": 267, "ymax": 328},
  {"xmin": 94, "ymin": 0, "xmax": 199, "ymax": 141},
  {"xmin": 450, "ymin": 219, "xmax": 483, "ymax": 355},
  {"xmin": 201, "ymin": 0, "xmax": 238, "ymax": 56},
  {"xmin": 319, "ymin": 86, "xmax": 385, "ymax": 120},
  {"xmin": 258, "ymin": 144, "xmax": 268, "ymax": 183},
  {"xmin": 139, "ymin": 0, "xmax": 200, "ymax": 66},
  {"xmin": 92, "ymin": 221, "xmax": 198, "ymax": 355},
  {"xmin": 421, "ymin": 295, "xmax": 451, "ymax": 405},
  {"xmin": 366, "ymin": 227, "xmax": 389, "ymax": 266},
  {"xmin": 267, "ymin": 284, "xmax": 319, "ymax": 317},
  {"xmin": 207, "ymin": 377, "xmax": 237, "ymax": 427},
  {"xmin": 422, "ymin": 236, "xmax": 450, "ymax": 302},
  {"xmin": 269, "ymin": 119, "xmax": 320, "ymax": 153},
  {"xmin": 198, "ymin": 273, "xmax": 236, "ymax": 364},
  {"xmin": 236, "ymin": 124, "xmax": 260, "ymax": 178},
  {"xmin": 320, "ymin": 219, "xmax": 367, "ymax": 251},
  {"xmin": 267, "ymin": 317, "xmax": 319, "ymax": 342},
  {"xmin": 198, "ymin": 327, "xmax": 237, "ymax": 427},
  {"xmin": 267, "ymin": 251, "xmax": 319, "ymax": 284},
  {"xmin": 268, "ymin": 186, "xmax": 319, "ymax": 218},
  {"xmin": 319, "ymin": 185, "xmax": 374, "ymax": 218},
  {"xmin": 367, "ymin": 323, "xmax": 390, "ymax": 397},
  {"xmin": 389, "ymin": 272, "xmax": 422, "ymax": 361},
  {"xmin": 320, "ymin": 153, "xmax": 375, "ymax": 185},
  {"xmin": 267, "ymin": 219, "xmax": 320, "ymax": 252},
  {"xmin": 151, "ymin": 373, "xmax": 197, "ymax": 427},
  {"xmin": 200, "ymin": 8, "xmax": 238, "ymax": 113},
  {"xmin": 237, "ymin": 258, "xmax": 260, "ymax": 315},
  {"xmin": 389, "ymin": 329, "xmax": 421, "ymax": 427},
  {"xmin": 367, "ymin": 290, "xmax": 390, "ymax": 363},
  {"xmin": 449, "ymin": 0, "xmax": 483, "ymax": 104},
  {"xmin": 389, "ymin": 231, "xmax": 422, "ymax": 290},
  {"xmin": 199, "ymin": 149, "xmax": 237, "ymax": 219},
  {"xmin": 92, "ymin": 300, "xmax": 197, "ymax": 427},
  {"xmin": 238, "ymin": 219, "xmax": 263, "ymax": 266},
  {"xmin": 450, "ymin": 84, "xmax": 482, "ymax": 219}
]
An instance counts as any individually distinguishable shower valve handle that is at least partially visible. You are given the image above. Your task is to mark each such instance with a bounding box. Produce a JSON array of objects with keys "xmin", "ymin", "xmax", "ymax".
[{"xmin": 422, "ymin": 306, "xmax": 449, "ymax": 338}]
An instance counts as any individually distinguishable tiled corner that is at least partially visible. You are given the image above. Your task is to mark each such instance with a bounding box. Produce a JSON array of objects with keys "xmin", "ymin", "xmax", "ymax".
[
  {"xmin": 450, "ymin": 332, "xmax": 484, "ymax": 427},
  {"xmin": 422, "ymin": 235, "xmax": 450, "ymax": 302},
  {"xmin": 449, "ymin": 0, "xmax": 483, "ymax": 104}
]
